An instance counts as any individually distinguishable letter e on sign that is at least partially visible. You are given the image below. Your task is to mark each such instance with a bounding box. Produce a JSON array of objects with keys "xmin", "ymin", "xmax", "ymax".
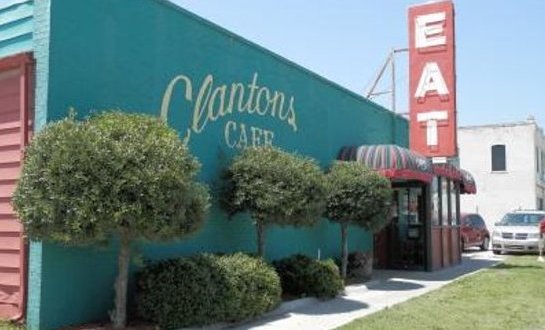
[{"xmin": 415, "ymin": 12, "xmax": 446, "ymax": 48}]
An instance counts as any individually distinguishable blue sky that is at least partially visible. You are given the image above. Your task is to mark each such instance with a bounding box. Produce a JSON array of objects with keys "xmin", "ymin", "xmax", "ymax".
[{"xmin": 171, "ymin": 0, "xmax": 545, "ymax": 128}]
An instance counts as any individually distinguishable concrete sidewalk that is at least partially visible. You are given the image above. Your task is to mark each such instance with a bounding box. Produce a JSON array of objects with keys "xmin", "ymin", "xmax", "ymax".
[{"xmin": 233, "ymin": 251, "xmax": 502, "ymax": 330}]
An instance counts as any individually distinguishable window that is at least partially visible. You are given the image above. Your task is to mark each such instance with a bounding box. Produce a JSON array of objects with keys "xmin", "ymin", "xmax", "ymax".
[
  {"xmin": 539, "ymin": 198, "xmax": 544, "ymax": 211},
  {"xmin": 441, "ymin": 178, "xmax": 449, "ymax": 225},
  {"xmin": 450, "ymin": 181, "xmax": 458, "ymax": 225},
  {"xmin": 468, "ymin": 215, "xmax": 479, "ymax": 228},
  {"xmin": 474, "ymin": 215, "xmax": 485, "ymax": 228},
  {"xmin": 431, "ymin": 177, "xmax": 440, "ymax": 226},
  {"xmin": 408, "ymin": 188, "xmax": 421, "ymax": 225},
  {"xmin": 491, "ymin": 144, "xmax": 506, "ymax": 171}
]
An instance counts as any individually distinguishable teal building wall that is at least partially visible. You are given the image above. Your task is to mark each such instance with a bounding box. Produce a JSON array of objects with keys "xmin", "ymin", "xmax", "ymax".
[
  {"xmin": 0, "ymin": 0, "xmax": 33, "ymax": 58},
  {"xmin": 27, "ymin": 0, "xmax": 409, "ymax": 328}
]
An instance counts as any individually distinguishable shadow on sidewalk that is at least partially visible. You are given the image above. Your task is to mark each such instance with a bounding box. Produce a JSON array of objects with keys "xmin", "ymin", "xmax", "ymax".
[
  {"xmin": 366, "ymin": 279, "xmax": 424, "ymax": 291},
  {"xmin": 371, "ymin": 252, "xmax": 501, "ymax": 284},
  {"xmin": 232, "ymin": 298, "xmax": 369, "ymax": 329},
  {"xmin": 296, "ymin": 297, "xmax": 369, "ymax": 316}
]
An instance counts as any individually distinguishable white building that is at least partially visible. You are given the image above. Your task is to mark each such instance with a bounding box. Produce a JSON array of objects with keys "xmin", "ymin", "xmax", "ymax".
[{"xmin": 458, "ymin": 118, "xmax": 545, "ymax": 231}]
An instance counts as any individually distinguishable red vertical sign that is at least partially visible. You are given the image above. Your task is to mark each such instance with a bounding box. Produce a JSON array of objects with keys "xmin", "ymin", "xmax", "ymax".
[{"xmin": 409, "ymin": 1, "xmax": 457, "ymax": 157}]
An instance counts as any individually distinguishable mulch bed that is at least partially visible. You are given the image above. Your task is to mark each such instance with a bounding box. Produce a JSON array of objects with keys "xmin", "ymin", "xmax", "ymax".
[{"xmin": 59, "ymin": 321, "xmax": 157, "ymax": 330}]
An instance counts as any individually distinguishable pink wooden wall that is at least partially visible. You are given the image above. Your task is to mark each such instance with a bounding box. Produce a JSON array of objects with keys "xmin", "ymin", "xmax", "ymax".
[{"xmin": 0, "ymin": 53, "xmax": 32, "ymax": 320}]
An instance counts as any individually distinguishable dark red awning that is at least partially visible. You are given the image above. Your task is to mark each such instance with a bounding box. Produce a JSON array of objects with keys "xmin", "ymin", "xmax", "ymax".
[
  {"xmin": 432, "ymin": 163, "xmax": 462, "ymax": 181},
  {"xmin": 460, "ymin": 168, "xmax": 477, "ymax": 194},
  {"xmin": 338, "ymin": 145, "xmax": 433, "ymax": 183}
]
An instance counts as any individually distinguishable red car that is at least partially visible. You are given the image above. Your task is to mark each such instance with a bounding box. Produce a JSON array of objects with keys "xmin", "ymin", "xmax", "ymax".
[{"xmin": 460, "ymin": 213, "xmax": 490, "ymax": 251}]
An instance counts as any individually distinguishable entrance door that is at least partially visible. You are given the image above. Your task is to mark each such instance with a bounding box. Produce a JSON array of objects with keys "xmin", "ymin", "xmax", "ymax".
[
  {"xmin": 0, "ymin": 54, "xmax": 32, "ymax": 320},
  {"xmin": 375, "ymin": 185, "xmax": 427, "ymax": 270}
]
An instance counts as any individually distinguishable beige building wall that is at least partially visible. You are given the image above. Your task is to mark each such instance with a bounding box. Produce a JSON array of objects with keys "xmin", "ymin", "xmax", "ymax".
[{"xmin": 459, "ymin": 120, "xmax": 542, "ymax": 231}]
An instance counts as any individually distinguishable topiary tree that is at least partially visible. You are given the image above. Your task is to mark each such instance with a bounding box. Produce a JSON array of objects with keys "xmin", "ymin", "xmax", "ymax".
[
  {"xmin": 325, "ymin": 161, "xmax": 392, "ymax": 278},
  {"xmin": 12, "ymin": 112, "xmax": 210, "ymax": 328},
  {"xmin": 222, "ymin": 146, "xmax": 326, "ymax": 257}
]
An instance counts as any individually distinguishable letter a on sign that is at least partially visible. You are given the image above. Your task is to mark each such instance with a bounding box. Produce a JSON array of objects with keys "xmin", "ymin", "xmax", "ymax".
[
  {"xmin": 408, "ymin": 1, "xmax": 457, "ymax": 157},
  {"xmin": 414, "ymin": 62, "xmax": 449, "ymax": 99}
]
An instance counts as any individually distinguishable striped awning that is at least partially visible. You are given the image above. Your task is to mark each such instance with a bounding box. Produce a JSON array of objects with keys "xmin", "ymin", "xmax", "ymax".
[
  {"xmin": 432, "ymin": 163, "xmax": 462, "ymax": 181},
  {"xmin": 460, "ymin": 168, "xmax": 477, "ymax": 194},
  {"xmin": 338, "ymin": 144, "xmax": 433, "ymax": 183}
]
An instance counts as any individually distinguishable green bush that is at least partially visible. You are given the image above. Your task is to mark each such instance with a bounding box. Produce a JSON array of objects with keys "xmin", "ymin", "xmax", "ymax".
[
  {"xmin": 136, "ymin": 253, "xmax": 281, "ymax": 329},
  {"xmin": 347, "ymin": 251, "xmax": 373, "ymax": 279},
  {"xmin": 273, "ymin": 254, "xmax": 344, "ymax": 299}
]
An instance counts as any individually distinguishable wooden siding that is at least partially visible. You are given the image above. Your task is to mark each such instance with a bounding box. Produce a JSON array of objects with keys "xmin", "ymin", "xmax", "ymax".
[
  {"xmin": 0, "ymin": 53, "xmax": 32, "ymax": 320},
  {"xmin": 0, "ymin": 0, "xmax": 33, "ymax": 59}
]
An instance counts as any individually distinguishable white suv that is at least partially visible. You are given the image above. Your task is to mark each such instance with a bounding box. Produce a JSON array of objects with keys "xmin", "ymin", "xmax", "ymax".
[{"xmin": 491, "ymin": 210, "xmax": 545, "ymax": 255}]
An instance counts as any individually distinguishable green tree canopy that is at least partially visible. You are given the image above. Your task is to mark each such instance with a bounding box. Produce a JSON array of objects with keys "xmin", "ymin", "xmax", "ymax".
[
  {"xmin": 325, "ymin": 161, "xmax": 392, "ymax": 277},
  {"xmin": 325, "ymin": 161, "xmax": 392, "ymax": 230},
  {"xmin": 222, "ymin": 146, "xmax": 326, "ymax": 256},
  {"xmin": 13, "ymin": 112, "xmax": 210, "ymax": 328}
]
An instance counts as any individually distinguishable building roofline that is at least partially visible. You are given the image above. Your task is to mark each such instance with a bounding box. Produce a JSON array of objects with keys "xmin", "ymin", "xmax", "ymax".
[{"xmin": 459, "ymin": 120, "xmax": 541, "ymax": 131}]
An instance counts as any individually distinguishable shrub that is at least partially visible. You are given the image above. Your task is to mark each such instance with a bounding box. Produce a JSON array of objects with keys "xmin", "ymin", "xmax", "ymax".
[
  {"xmin": 216, "ymin": 253, "xmax": 282, "ymax": 321},
  {"xmin": 347, "ymin": 251, "xmax": 373, "ymax": 279},
  {"xmin": 136, "ymin": 253, "xmax": 281, "ymax": 329},
  {"xmin": 273, "ymin": 254, "xmax": 344, "ymax": 299}
]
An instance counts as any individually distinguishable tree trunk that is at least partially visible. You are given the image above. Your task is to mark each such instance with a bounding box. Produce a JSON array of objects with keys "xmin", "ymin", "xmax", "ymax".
[
  {"xmin": 112, "ymin": 233, "xmax": 131, "ymax": 328},
  {"xmin": 257, "ymin": 219, "xmax": 266, "ymax": 258},
  {"xmin": 341, "ymin": 223, "xmax": 348, "ymax": 279}
]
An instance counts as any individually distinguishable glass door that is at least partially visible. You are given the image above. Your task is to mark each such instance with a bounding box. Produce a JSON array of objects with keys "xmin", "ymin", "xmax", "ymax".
[{"xmin": 387, "ymin": 186, "xmax": 426, "ymax": 270}]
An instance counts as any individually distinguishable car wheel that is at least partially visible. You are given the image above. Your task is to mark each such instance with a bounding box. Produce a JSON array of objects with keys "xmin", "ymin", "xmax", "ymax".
[
  {"xmin": 480, "ymin": 237, "xmax": 489, "ymax": 251},
  {"xmin": 493, "ymin": 249, "xmax": 501, "ymax": 255}
]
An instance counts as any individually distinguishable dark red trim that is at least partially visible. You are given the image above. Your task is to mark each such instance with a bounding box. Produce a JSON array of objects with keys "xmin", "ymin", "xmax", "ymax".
[
  {"xmin": 378, "ymin": 168, "xmax": 434, "ymax": 183},
  {"xmin": 0, "ymin": 53, "xmax": 33, "ymax": 71},
  {"xmin": 432, "ymin": 164, "xmax": 462, "ymax": 181},
  {"xmin": 460, "ymin": 184, "xmax": 476, "ymax": 194}
]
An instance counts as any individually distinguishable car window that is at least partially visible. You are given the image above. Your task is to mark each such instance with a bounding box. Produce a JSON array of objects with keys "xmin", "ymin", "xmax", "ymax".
[
  {"xmin": 475, "ymin": 216, "xmax": 485, "ymax": 228},
  {"xmin": 499, "ymin": 213, "xmax": 545, "ymax": 226}
]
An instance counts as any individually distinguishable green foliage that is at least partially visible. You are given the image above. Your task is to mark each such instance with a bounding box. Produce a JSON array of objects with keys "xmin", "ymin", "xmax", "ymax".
[
  {"xmin": 347, "ymin": 251, "xmax": 373, "ymax": 279},
  {"xmin": 273, "ymin": 254, "xmax": 344, "ymax": 299},
  {"xmin": 13, "ymin": 112, "xmax": 210, "ymax": 244},
  {"xmin": 222, "ymin": 146, "xmax": 326, "ymax": 226},
  {"xmin": 136, "ymin": 253, "xmax": 281, "ymax": 329},
  {"xmin": 325, "ymin": 161, "xmax": 392, "ymax": 232},
  {"xmin": 0, "ymin": 321, "xmax": 24, "ymax": 330}
]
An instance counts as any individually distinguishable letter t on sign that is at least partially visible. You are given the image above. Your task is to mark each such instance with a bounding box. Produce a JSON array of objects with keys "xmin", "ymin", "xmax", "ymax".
[{"xmin": 416, "ymin": 110, "xmax": 448, "ymax": 147}]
